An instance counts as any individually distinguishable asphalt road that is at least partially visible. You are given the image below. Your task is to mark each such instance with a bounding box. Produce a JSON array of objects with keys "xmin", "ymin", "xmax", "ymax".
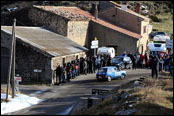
[{"xmin": 6, "ymin": 68, "xmax": 151, "ymax": 115}]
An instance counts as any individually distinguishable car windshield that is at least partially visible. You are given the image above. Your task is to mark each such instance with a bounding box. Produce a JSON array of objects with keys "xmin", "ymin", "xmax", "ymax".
[
  {"xmin": 99, "ymin": 68, "xmax": 107, "ymax": 73},
  {"xmin": 112, "ymin": 57, "xmax": 123, "ymax": 62}
]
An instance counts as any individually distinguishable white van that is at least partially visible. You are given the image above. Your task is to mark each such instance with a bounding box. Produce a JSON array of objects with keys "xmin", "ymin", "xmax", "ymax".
[
  {"xmin": 97, "ymin": 47, "xmax": 115, "ymax": 58},
  {"xmin": 153, "ymin": 35, "xmax": 170, "ymax": 43},
  {"xmin": 148, "ymin": 43, "xmax": 166, "ymax": 53}
]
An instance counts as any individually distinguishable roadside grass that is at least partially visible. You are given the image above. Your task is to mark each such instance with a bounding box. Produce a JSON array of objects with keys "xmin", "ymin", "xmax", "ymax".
[
  {"xmin": 1, "ymin": 87, "xmax": 21, "ymax": 102},
  {"xmin": 77, "ymin": 75, "xmax": 173, "ymax": 115},
  {"xmin": 150, "ymin": 12, "xmax": 173, "ymax": 34},
  {"xmin": 132, "ymin": 78, "xmax": 173, "ymax": 115}
]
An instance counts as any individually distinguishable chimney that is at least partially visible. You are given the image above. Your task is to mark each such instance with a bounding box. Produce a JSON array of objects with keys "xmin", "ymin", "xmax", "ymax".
[
  {"xmin": 94, "ymin": 3, "xmax": 98, "ymax": 20},
  {"xmin": 121, "ymin": 1, "xmax": 127, "ymax": 11},
  {"xmin": 136, "ymin": 3, "xmax": 141, "ymax": 13}
]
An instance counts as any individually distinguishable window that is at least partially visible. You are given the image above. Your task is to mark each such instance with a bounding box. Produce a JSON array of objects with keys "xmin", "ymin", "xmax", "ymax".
[{"xmin": 143, "ymin": 26, "xmax": 146, "ymax": 34}]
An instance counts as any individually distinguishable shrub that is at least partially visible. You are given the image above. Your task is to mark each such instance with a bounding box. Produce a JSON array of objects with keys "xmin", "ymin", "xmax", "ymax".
[
  {"xmin": 152, "ymin": 29, "xmax": 158, "ymax": 32},
  {"xmin": 164, "ymin": 9, "xmax": 170, "ymax": 13},
  {"xmin": 149, "ymin": 15, "xmax": 162, "ymax": 22},
  {"xmin": 155, "ymin": 10, "xmax": 161, "ymax": 14}
]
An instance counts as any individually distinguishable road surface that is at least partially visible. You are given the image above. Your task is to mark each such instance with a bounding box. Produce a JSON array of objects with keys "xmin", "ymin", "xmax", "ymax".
[{"xmin": 6, "ymin": 68, "xmax": 151, "ymax": 115}]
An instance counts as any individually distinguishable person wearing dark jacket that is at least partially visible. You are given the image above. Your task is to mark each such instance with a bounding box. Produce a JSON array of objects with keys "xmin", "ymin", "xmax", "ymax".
[
  {"xmin": 107, "ymin": 56, "xmax": 111, "ymax": 66},
  {"xmin": 151, "ymin": 55, "xmax": 160, "ymax": 79},
  {"xmin": 92, "ymin": 56, "xmax": 96, "ymax": 73},
  {"xmin": 89, "ymin": 57, "xmax": 94, "ymax": 74},
  {"xmin": 56, "ymin": 64, "xmax": 62, "ymax": 85},
  {"xmin": 66, "ymin": 63, "xmax": 71, "ymax": 82},
  {"xmin": 132, "ymin": 55, "xmax": 137, "ymax": 70}
]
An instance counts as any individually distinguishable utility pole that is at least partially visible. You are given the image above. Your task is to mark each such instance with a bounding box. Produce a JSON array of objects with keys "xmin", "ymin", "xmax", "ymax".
[
  {"xmin": 6, "ymin": 18, "xmax": 16, "ymax": 100},
  {"xmin": 12, "ymin": 18, "xmax": 16, "ymax": 98}
]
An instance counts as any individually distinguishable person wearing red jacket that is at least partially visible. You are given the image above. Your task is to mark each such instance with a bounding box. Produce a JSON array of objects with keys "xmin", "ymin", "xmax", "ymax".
[{"xmin": 140, "ymin": 54, "xmax": 145, "ymax": 68}]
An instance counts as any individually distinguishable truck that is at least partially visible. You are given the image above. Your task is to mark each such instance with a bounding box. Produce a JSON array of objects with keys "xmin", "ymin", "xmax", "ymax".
[{"xmin": 97, "ymin": 47, "xmax": 115, "ymax": 58}]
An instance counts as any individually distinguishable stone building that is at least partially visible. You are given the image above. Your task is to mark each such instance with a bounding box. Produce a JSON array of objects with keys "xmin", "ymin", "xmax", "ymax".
[
  {"xmin": 28, "ymin": 6, "xmax": 91, "ymax": 47},
  {"xmin": 27, "ymin": 5, "xmax": 146, "ymax": 56},
  {"xmin": 1, "ymin": 26, "xmax": 87, "ymax": 84},
  {"xmin": 98, "ymin": 1, "xmax": 151, "ymax": 55}
]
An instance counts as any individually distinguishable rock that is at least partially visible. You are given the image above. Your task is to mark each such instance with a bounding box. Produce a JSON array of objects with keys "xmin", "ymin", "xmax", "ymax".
[
  {"xmin": 112, "ymin": 104, "xmax": 118, "ymax": 109},
  {"xmin": 128, "ymin": 103, "xmax": 136, "ymax": 108},
  {"xmin": 114, "ymin": 108, "xmax": 137, "ymax": 115},
  {"xmin": 121, "ymin": 91, "xmax": 131, "ymax": 99},
  {"xmin": 112, "ymin": 95, "xmax": 121, "ymax": 102},
  {"xmin": 133, "ymin": 81, "xmax": 140, "ymax": 87},
  {"xmin": 134, "ymin": 97, "xmax": 140, "ymax": 102}
]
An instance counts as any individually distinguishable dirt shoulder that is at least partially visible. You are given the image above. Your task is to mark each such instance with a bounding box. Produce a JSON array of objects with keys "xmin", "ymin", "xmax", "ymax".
[{"xmin": 74, "ymin": 72, "xmax": 173, "ymax": 115}]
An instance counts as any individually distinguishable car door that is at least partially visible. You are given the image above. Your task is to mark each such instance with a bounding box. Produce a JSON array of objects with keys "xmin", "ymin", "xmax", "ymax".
[
  {"xmin": 110, "ymin": 68, "xmax": 116, "ymax": 79},
  {"xmin": 114, "ymin": 67, "xmax": 120, "ymax": 78}
]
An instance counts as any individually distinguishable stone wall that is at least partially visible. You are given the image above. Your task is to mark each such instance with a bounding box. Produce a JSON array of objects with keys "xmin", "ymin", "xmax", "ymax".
[
  {"xmin": 88, "ymin": 21, "xmax": 138, "ymax": 56},
  {"xmin": 1, "ymin": 31, "xmax": 12, "ymax": 49},
  {"xmin": 67, "ymin": 21, "xmax": 89, "ymax": 46},
  {"xmin": 15, "ymin": 41, "xmax": 52, "ymax": 84},
  {"xmin": 28, "ymin": 7, "xmax": 68, "ymax": 36},
  {"xmin": 99, "ymin": 7, "xmax": 142, "ymax": 34}
]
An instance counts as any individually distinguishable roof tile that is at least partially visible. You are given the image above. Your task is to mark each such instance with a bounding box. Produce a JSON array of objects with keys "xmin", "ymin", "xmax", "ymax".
[{"xmin": 34, "ymin": 5, "xmax": 142, "ymax": 39}]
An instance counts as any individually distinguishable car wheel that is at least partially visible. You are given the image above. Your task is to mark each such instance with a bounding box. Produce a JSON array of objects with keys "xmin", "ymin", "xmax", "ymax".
[
  {"xmin": 120, "ymin": 74, "xmax": 125, "ymax": 80},
  {"xmin": 129, "ymin": 64, "xmax": 132, "ymax": 69},
  {"xmin": 108, "ymin": 76, "xmax": 112, "ymax": 82}
]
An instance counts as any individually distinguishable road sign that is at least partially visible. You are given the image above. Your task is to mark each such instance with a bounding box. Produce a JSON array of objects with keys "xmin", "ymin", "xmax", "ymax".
[
  {"xmin": 158, "ymin": 52, "xmax": 166, "ymax": 59},
  {"xmin": 91, "ymin": 40, "xmax": 98, "ymax": 46},
  {"xmin": 91, "ymin": 45, "xmax": 98, "ymax": 49},
  {"xmin": 14, "ymin": 76, "xmax": 22, "ymax": 82}
]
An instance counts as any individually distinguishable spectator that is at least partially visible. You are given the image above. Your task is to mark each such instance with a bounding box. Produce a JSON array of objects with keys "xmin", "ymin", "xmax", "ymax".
[
  {"xmin": 56, "ymin": 64, "xmax": 62, "ymax": 85},
  {"xmin": 87, "ymin": 56, "xmax": 90, "ymax": 73},
  {"xmin": 66, "ymin": 63, "xmax": 71, "ymax": 82},
  {"xmin": 89, "ymin": 57, "xmax": 94, "ymax": 73},
  {"xmin": 168, "ymin": 54, "xmax": 173, "ymax": 77},
  {"xmin": 107, "ymin": 55, "xmax": 111, "ymax": 66},
  {"xmin": 83, "ymin": 58, "xmax": 87, "ymax": 75},
  {"xmin": 74, "ymin": 60, "xmax": 78, "ymax": 76},
  {"xmin": 122, "ymin": 51, "xmax": 127, "ymax": 57},
  {"xmin": 132, "ymin": 55, "xmax": 137, "ymax": 70},
  {"xmin": 77, "ymin": 59, "xmax": 80, "ymax": 76},
  {"xmin": 80, "ymin": 57, "xmax": 84, "ymax": 74},
  {"xmin": 136, "ymin": 52, "xmax": 140, "ymax": 67},
  {"xmin": 140, "ymin": 53, "xmax": 145, "ymax": 68},
  {"xmin": 96, "ymin": 55, "xmax": 101, "ymax": 71},
  {"xmin": 164, "ymin": 55, "xmax": 170, "ymax": 72},
  {"xmin": 92, "ymin": 56, "xmax": 96, "ymax": 73},
  {"xmin": 151, "ymin": 55, "xmax": 160, "ymax": 79},
  {"xmin": 62, "ymin": 63, "xmax": 66, "ymax": 83},
  {"xmin": 145, "ymin": 52, "xmax": 149, "ymax": 68}
]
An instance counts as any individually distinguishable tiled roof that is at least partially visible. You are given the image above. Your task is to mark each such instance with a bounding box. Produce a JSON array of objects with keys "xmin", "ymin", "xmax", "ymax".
[
  {"xmin": 34, "ymin": 5, "xmax": 142, "ymax": 39},
  {"xmin": 34, "ymin": 6, "xmax": 91, "ymax": 21},
  {"xmin": 69, "ymin": 6, "xmax": 142, "ymax": 39},
  {"xmin": 109, "ymin": 1, "xmax": 150, "ymax": 21}
]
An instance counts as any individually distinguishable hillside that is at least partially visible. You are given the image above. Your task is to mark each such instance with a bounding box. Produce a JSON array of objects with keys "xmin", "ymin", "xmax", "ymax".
[{"xmin": 1, "ymin": 1, "xmax": 173, "ymax": 34}]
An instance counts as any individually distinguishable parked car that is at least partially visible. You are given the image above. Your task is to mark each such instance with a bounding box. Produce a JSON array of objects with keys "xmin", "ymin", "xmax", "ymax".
[
  {"xmin": 149, "ymin": 32, "xmax": 167, "ymax": 39},
  {"xmin": 96, "ymin": 66, "xmax": 126, "ymax": 82},
  {"xmin": 111, "ymin": 56, "xmax": 132, "ymax": 69}
]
